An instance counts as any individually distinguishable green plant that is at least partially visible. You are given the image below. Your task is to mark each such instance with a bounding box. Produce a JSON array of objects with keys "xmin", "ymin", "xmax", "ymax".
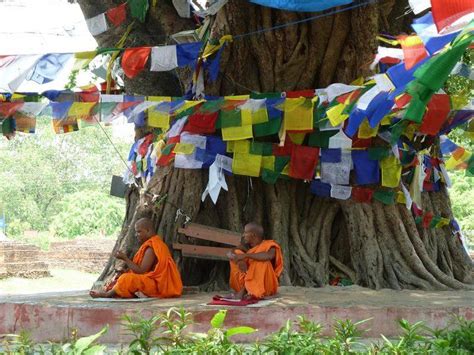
[
  {"xmin": 60, "ymin": 326, "xmax": 108, "ymax": 354},
  {"xmin": 1, "ymin": 330, "xmax": 35, "ymax": 354},
  {"xmin": 122, "ymin": 314, "xmax": 161, "ymax": 354},
  {"xmin": 430, "ymin": 316, "xmax": 474, "ymax": 354}
]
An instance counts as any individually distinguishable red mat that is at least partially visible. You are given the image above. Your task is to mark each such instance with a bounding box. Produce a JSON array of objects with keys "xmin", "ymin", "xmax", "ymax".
[{"xmin": 208, "ymin": 295, "xmax": 260, "ymax": 306}]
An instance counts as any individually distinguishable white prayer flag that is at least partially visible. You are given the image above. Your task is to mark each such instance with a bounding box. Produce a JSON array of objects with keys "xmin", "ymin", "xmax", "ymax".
[
  {"xmin": 86, "ymin": 13, "xmax": 108, "ymax": 36},
  {"xmin": 150, "ymin": 45, "xmax": 178, "ymax": 71}
]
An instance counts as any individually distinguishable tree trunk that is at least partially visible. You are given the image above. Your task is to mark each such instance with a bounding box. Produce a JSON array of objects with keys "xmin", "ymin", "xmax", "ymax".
[{"xmin": 79, "ymin": 0, "xmax": 474, "ymax": 290}]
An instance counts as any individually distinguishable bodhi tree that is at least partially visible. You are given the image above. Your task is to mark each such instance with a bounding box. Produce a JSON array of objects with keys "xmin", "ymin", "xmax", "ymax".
[{"xmin": 78, "ymin": 0, "xmax": 473, "ymax": 291}]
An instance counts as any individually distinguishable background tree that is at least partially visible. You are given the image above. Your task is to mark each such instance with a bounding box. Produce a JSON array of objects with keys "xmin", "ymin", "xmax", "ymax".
[{"xmin": 78, "ymin": 0, "xmax": 473, "ymax": 290}]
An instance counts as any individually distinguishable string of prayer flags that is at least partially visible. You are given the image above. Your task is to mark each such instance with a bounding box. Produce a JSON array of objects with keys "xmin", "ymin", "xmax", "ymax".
[{"xmin": 249, "ymin": 0, "xmax": 354, "ymax": 12}]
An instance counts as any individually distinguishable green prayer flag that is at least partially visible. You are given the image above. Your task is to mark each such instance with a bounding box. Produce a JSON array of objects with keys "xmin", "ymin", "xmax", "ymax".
[
  {"xmin": 129, "ymin": 0, "xmax": 149, "ymax": 23},
  {"xmin": 313, "ymin": 104, "xmax": 327, "ymax": 129},
  {"xmin": 250, "ymin": 142, "xmax": 273, "ymax": 156},
  {"xmin": 161, "ymin": 143, "xmax": 175, "ymax": 155},
  {"xmin": 373, "ymin": 189, "xmax": 395, "ymax": 205},
  {"xmin": 218, "ymin": 109, "xmax": 241, "ymax": 129},
  {"xmin": 429, "ymin": 216, "xmax": 441, "ymax": 229},
  {"xmin": 175, "ymin": 106, "xmax": 195, "ymax": 120},
  {"xmin": 466, "ymin": 155, "xmax": 474, "ymax": 177},
  {"xmin": 308, "ymin": 129, "xmax": 338, "ymax": 148},
  {"xmin": 414, "ymin": 216, "xmax": 422, "ymax": 224},
  {"xmin": 253, "ymin": 118, "xmax": 281, "ymax": 137},
  {"xmin": 250, "ymin": 92, "xmax": 282, "ymax": 99},
  {"xmin": 368, "ymin": 147, "xmax": 390, "ymax": 160},
  {"xmin": 274, "ymin": 156, "xmax": 290, "ymax": 173},
  {"xmin": 262, "ymin": 169, "xmax": 280, "ymax": 184}
]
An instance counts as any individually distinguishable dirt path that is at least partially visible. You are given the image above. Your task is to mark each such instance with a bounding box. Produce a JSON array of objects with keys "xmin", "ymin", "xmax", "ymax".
[{"xmin": 0, "ymin": 269, "xmax": 98, "ymax": 295}]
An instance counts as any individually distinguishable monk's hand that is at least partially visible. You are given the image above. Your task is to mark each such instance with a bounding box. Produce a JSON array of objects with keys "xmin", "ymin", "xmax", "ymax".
[
  {"xmin": 115, "ymin": 251, "xmax": 128, "ymax": 261},
  {"xmin": 233, "ymin": 253, "xmax": 247, "ymax": 261}
]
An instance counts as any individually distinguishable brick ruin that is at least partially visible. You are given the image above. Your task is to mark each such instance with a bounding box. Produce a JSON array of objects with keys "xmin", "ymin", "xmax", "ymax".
[
  {"xmin": 0, "ymin": 238, "xmax": 115, "ymax": 279},
  {"xmin": 44, "ymin": 239, "xmax": 115, "ymax": 273},
  {"xmin": 0, "ymin": 241, "xmax": 50, "ymax": 278}
]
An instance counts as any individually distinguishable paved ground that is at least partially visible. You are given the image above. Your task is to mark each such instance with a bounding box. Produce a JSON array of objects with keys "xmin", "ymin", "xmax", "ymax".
[{"xmin": 0, "ymin": 269, "xmax": 98, "ymax": 295}]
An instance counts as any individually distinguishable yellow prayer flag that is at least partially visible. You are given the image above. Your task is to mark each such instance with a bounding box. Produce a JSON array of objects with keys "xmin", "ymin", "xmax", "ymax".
[
  {"xmin": 288, "ymin": 132, "xmax": 306, "ymax": 144},
  {"xmin": 435, "ymin": 218, "xmax": 450, "ymax": 228},
  {"xmin": 73, "ymin": 51, "xmax": 97, "ymax": 71},
  {"xmin": 403, "ymin": 123, "xmax": 419, "ymax": 140},
  {"xmin": 380, "ymin": 155, "xmax": 402, "ymax": 188},
  {"xmin": 396, "ymin": 191, "xmax": 406, "ymax": 204},
  {"xmin": 69, "ymin": 102, "xmax": 96, "ymax": 117},
  {"xmin": 281, "ymin": 163, "xmax": 290, "ymax": 176},
  {"xmin": 283, "ymin": 98, "xmax": 313, "ymax": 131},
  {"xmin": 241, "ymin": 108, "xmax": 269, "ymax": 124},
  {"xmin": 358, "ymin": 118, "xmax": 378, "ymax": 138},
  {"xmin": 228, "ymin": 140, "xmax": 250, "ymax": 153},
  {"xmin": 222, "ymin": 125, "xmax": 253, "ymax": 141},
  {"xmin": 173, "ymin": 143, "xmax": 195, "ymax": 155},
  {"xmin": 232, "ymin": 153, "xmax": 262, "ymax": 177},
  {"xmin": 148, "ymin": 96, "xmax": 171, "ymax": 129},
  {"xmin": 224, "ymin": 95, "xmax": 250, "ymax": 100},
  {"xmin": 262, "ymin": 156, "xmax": 275, "ymax": 171},
  {"xmin": 326, "ymin": 103, "xmax": 349, "ymax": 127}
]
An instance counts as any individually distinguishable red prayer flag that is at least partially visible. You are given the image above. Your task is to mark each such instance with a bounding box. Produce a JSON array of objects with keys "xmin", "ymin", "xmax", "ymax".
[
  {"xmin": 289, "ymin": 145, "xmax": 319, "ymax": 180},
  {"xmin": 352, "ymin": 137, "xmax": 372, "ymax": 149},
  {"xmin": 395, "ymin": 93, "xmax": 412, "ymax": 109},
  {"xmin": 272, "ymin": 137, "xmax": 294, "ymax": 156},
  {"xmin": 412, "ymin": 203, "xmax": 423, "ymax": 216},
  {"xmin": 184, "ymin": 111, "xmax": 219, "ymax": 134},
  {"xmin": 422, "ymin": 212, "xmax": 434, "ymax": 228},
  {"xmin": 122, "ymin": 47, "xmax": 151, "ymax": 78},
  {"xmin": 285, "ymin": 89, "xmax": 315, "ymax": 98},
  {"xmin": 0, "ymin": 102, "xmax": 23, "ymax": 117},
  {"xmin": 157, "ymin": 136, "xmax": 180, "ymax": 166},
  {"xmin": 398, "ymin": 35, "xmax": 428, "ymax": 70},
  {"xmin": 419, "ymin": 94, "xmax": 451, "ymax": 135},
  {"xmin": 431, "ymin": 0, "xmax": 474, "ymax": 33},
  {"xmin": 107, "ymin": 3, "xmax": 127, "ymax": 27},
  {"xmin": 351, "ymin": 187, "xmax": 374, "ymax": 203}
]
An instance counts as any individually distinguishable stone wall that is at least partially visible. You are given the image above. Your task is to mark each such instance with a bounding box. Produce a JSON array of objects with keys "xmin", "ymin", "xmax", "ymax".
[
  {"xmin": 43, "ymin": 239, "xmax": 115, "ymax": 273},
  {"xmin": 0, "ymin": 241, "xmax": 50, "ymax": 279}
]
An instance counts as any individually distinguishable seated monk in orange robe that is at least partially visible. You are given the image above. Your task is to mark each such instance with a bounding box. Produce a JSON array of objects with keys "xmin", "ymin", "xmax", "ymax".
[
  {"xmin": 228, "ymin": 222, "xmax": 283, "ymax": 299},
  {"xmin": 90, "ymin": 218, "xmax": 182, "ymax": 299}
]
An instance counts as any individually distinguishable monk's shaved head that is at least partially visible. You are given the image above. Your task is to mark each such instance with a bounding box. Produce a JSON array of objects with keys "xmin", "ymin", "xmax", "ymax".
[
  {"xmin": 244, "ymin": 222, "xmax": 264, "ymax": 238},
  {"xmin": 136, "ymin": 218, "xmax": 154, "ymax": 232}
]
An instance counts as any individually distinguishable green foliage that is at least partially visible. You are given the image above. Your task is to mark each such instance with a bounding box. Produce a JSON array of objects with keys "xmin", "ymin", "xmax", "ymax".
[
  {"xmin": 49, "ymin": 190, "xmax": 124, "ymax": 238},
  {"xmin": 0, "ymin": 117, "xmax": 131, "ymax": 239},
  {"xmin": 2, "ymin": 310, "xmax": 474, "ymax": 354}
]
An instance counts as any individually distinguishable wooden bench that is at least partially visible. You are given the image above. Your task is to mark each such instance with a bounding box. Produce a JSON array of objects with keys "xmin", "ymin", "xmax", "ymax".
[{"xmin": 173, "ymin": 223, "xmax": 241, "ymax": 261}]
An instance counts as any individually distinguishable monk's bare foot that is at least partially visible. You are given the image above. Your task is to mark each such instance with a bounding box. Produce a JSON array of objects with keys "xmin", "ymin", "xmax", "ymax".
[{"xmin": 89, "ymin": 290, "xmax": 108, "ymax": 298}]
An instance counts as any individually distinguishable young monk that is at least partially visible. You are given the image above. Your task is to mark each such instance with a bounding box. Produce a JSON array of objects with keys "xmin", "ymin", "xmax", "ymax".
[
  {"xmin": 90, "ymin": 218, "xmax": 182, "ymax": 298},
  {"xmin": 228, "ymin": 222, "xmax": 283, "ymax": 300}
]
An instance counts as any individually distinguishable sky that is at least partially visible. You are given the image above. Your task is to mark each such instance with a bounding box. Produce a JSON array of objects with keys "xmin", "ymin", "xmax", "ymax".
[{"xmin": 0, "ymin": 0, "xmax": 98, "ymax": 92}]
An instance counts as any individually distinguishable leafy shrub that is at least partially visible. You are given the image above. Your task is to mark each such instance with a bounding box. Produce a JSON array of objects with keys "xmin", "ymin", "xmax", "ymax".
[{"xmin": 49, "ymin": 190, "xmax": 124, "ymax": 238}]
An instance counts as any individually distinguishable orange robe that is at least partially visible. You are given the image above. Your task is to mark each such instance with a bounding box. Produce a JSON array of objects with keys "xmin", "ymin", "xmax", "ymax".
[
  {"xmin": 114, "ymin": 235, "xmax": 183, "ymax": 298},
  {"xmin": 229, "ymin": 240, "xmax": 283, "ymax": 298}
]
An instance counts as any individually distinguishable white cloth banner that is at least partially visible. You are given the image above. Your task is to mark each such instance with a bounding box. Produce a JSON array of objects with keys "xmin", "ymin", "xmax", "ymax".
[
  {"xmin": 201, "ymin": 159, "xmax": 228, "ymax": 204},
  {"xmin": 180, "ymin": 132, "xmax": 207, "ymax": 150},
  {"xmin": 357, "ymin": 85, "xmax": 381, "ymax": 111},
  {"xmin": 150, "ymin": 45, "xmax": 178, "ymax": 71}
]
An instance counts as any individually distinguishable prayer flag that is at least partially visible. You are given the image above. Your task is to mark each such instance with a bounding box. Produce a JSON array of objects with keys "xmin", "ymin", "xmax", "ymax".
[
  {"xmin": 107, "ymin": 3, "xmax": 127, "ymax": 27},
  {"xmin": 232, "ymin": 153, "xmax": 262, "ymax": 177},
  {"xmin": 283, "ymin": 98, "xmax": 313, "ymax": 132},
  {"xmin": 351, "ymin": 186, "xmax": 374, "ymax": 203},
  {"xmin": 122, "ymin": 47, "xmax": 151, "ymax": 78},
  {"xmin": 380, "ymin": 155, "xmax": 402, "ymax": 188},
  {"xmin": 419, "ymin": 94, "xmax": 451, "ymax": 135},
  {"xmin": 289, "ymin": 145, "xmax": 319, "ymax": 180},
  {"xmin": 150, "ymin": 45, "xmax": 178, "ymax": 71},
  {"xmin": 352, "ymin": 150, "xmax": 380, "ymax": 185},
  {"xmin": 310, "ymin": 179, "xmax": 331, "ymax": 198}
]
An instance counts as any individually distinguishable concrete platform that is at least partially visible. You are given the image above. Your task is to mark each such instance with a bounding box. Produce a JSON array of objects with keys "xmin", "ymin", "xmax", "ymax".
[{"xmin": 0, "ymin": 286, "xmax": 473, "ymax": 344}]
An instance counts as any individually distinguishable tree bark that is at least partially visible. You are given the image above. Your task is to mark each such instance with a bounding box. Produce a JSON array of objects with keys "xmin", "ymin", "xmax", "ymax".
[{"xmin": 79, "ymin": 0, "xmax": 474, "ymax": 291}]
